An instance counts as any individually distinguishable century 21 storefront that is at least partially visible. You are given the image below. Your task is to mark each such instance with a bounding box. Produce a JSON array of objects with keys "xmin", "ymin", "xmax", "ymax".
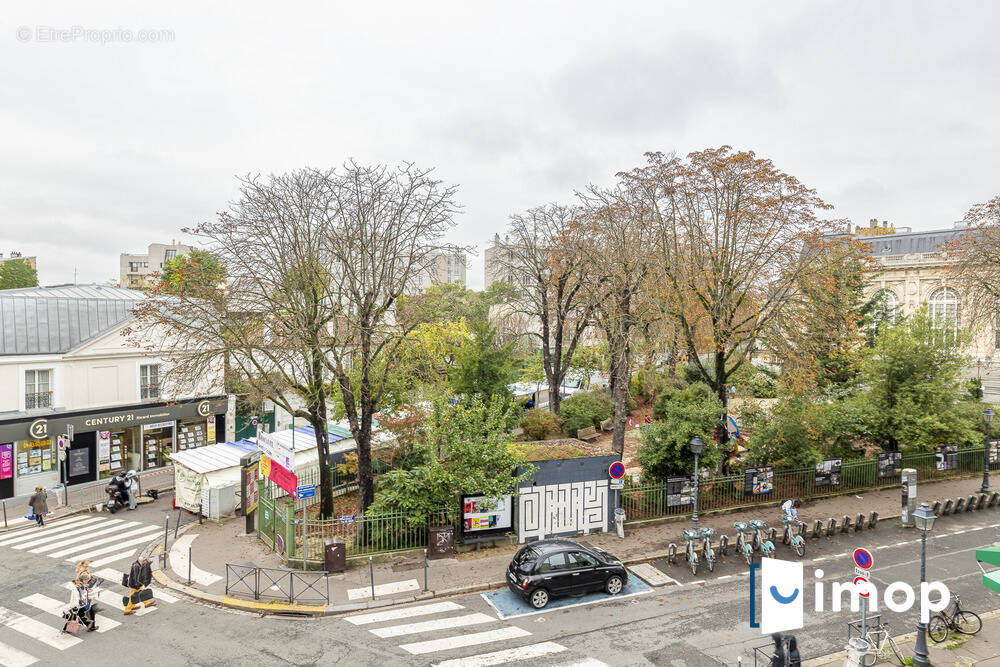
[{"xmin": 0, "ymin": 395, "xmax": 228, "ymax": 500}]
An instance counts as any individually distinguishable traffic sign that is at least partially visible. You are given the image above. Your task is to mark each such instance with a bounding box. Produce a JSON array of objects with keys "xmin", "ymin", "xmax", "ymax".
[
  {"xmin": 297, "ymin": 484, "xmax": 316, "ymax": 499},
  {"xmin": 609, "ymin": 478, "xmax": 624, "ymax": 490},
  {"xmin": 854, "ymin": 566, "xmax": 870, "ymax": 578},
  {"xmin": 853, "ymin": 548, "xmax": 873, "ymax": 570},
  {"xmin": 854, "ymin": 575, "xmax": 870, "ymax": 598},
  {"xmin": 609, "ymin": 461, "xmax": 626, "ymax": 480}
]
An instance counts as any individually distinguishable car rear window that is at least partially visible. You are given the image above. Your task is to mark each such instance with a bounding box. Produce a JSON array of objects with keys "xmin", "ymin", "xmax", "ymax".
[{"xmin": 512, "ymin": 546, "xmax": 538, "ymax": 573}]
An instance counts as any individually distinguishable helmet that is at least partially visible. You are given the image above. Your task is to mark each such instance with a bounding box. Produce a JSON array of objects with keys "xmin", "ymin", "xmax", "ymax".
[{"xmin": 126, "ymin": 470, "xmax": 137, "ymax": 479}]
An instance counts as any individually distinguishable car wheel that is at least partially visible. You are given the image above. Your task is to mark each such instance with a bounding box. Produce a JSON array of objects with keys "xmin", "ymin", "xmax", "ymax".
[
  {"xmin": 529, "ymin": 588, "xmax": 550, "ymax": 609},
  {"xmin": 605, "ymin": 575, "xmax": 624, "ymax": 595}
]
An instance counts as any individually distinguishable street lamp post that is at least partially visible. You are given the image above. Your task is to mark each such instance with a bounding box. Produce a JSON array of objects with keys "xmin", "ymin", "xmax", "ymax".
[
  {"xmin": 689, "ymin": 436, "xmax": 704, "ymax": 533},
  {"xmin": 912, "ymin": 503, "xmax": 937, "ymax": 667},
  {"xmin": 982, "ymin": 408, "xmax": 994, "ymax": 495}
]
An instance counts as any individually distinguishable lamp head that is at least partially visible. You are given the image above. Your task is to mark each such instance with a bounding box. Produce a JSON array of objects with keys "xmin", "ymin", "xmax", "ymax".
[
  {"xmin": 689, "ymin": 436, "xmax": 704, "ymax": 455},
  {"xmin": 913, "ymin": 502, "xmax": 936, "ymax": 532},
  {"xmin": 984, "ymin": 408, "xmax": 995, "ymax": 425}
]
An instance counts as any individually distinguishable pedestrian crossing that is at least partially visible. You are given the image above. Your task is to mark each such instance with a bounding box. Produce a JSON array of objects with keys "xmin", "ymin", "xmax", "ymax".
[
  {"xmin": 0, "ymin": 514, "xmax": 158, "ymax": 568},
  {"xmin": 345, "ymin": 600, "xmax": 611, "ymax": 666},
  {"xmin": 0, "ymin": 566, "xmax": 177, "ymax": 667}
]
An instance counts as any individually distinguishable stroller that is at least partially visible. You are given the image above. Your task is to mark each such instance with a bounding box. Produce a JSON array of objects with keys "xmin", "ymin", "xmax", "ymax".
[{"xmin": 62, "ymin": 603, "xmax": 99, "ymax": 634}]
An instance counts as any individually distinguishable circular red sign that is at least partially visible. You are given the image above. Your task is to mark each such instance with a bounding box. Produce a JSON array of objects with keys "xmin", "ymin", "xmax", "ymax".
[
  {"xmin": 609, "ymin": 462, "xmax": 626, "ymax": 479},
  {"xmin": 854, "ymin": 575, "xmax": 870, "ymax": 597},
  {"xmin": 853, "ymin": 548, "xmax": 873, "ymax": 570}
]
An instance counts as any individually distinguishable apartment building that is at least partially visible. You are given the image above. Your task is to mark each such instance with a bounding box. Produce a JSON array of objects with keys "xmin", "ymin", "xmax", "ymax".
[
  {"xmin": 119, "ymin": 241, "xmax": 194, "ymax": 288},
  {"xmin": 408, "ymin": 249, "xmax": 467, "ymax": 293}
]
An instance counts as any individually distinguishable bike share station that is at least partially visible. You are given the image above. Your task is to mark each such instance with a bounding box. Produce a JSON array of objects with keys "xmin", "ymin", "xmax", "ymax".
[{"xmin": 482, "ymin": 461, "xmax": 652, "ymax": 619}]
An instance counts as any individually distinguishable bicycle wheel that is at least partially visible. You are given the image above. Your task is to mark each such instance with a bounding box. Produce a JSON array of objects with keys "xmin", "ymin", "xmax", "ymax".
[
  {"xmin": 954, "ymin": 610, "xmax": 982, "ymax": 635},
  {"xmin": 886, "ymin": 636, "xmax": 905, "ymax": 665},
  {"xmin": 707, "ymin": 556, "xmax": 715, "ymax": 572},
  {"xmin": 794, "ymin": 542, "xmax": 805, "ymax": 557},
  {"xmin": 690, "ymin": 557, "xmax": 698, "ymax": 576},
  {"xmin": 861, "ymin": 646, "xmax": 877, "ymax": 667},
  {"xmin": 927, "ymin": 615, "xmax": 949, "ymax": 643}
]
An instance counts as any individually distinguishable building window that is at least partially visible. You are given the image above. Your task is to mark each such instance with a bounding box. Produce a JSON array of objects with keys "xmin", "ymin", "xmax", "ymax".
[
  {"xmin": 140, "ymin": 364, "xmax": 161, "ymax": 400},
  {"xmin": 164, "ymin": 249, "xmax": 177, "ymax": 261},
  {"xmin": 928, "ymin": 287, "xmax": 959, "ymax": 344},
  {"xmin": 25, "ymin": 369, "xmax": 52, "ymax": 409}
]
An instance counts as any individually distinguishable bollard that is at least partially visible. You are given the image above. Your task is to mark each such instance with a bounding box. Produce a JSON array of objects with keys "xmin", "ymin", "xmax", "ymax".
[
  {"xmin": 812, "ymin": 519, "xmax": 823, "ymax": 539},
  {"xmin": 841, "ymin": 515, "xmax": 851, "ymax": 533},
  {"xmin": 869, "ymin": 511, "xmax": 878, "ymax": 529},
  {"xmin": 163, "ymin": 516, "xmax": 169, "ymax": 553},
  {"xmin": 827, "ymin": 518, "xmax": 836, "ymax": 537},
  {"xmin": 188, "ymin": 545, "xmax": 192, "ymax": 585},
  {"xmin": 369, "ymin": 556, "xmax": 375, "ymax": 599},
  {"xmin": 423, "ymin": 549, "xmax": 428, "ymax": 592},
  {"xmin": 856, "ymin": 513, "xmax": 865, "ymax": 531},
  {"xmin": 2, "ymin": 499, "xmax": 6, "ymax": 529},
  {"xmin": 199, "ymin": 503, "xmax": 203, "ymax": 525},
  {"xmin": 175, "ymin": 507, "xmax": 182, "ymax": 539}
]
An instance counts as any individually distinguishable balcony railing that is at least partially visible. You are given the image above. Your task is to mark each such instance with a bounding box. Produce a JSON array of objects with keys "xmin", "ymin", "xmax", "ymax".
[{"xmin": 25, "ymin": 391, "xmax": 53, "ymax": 409}]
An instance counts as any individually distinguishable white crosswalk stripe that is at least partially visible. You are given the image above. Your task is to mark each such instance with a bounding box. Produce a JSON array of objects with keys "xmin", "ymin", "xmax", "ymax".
[
  {"xmin": 346, "ymin": 601, "xmax": 465, "ymax": 625},
  {"xmin": 370, "ymin": 612, "xmax": 495, "ymax": 638},
  {"xmin": 0, "ymin": 639, "xmax": 37, "ymax": 667},
  {"xmin": 0, "ymin": 606, "xmax": 81, "ymax": 650},
  {"xmin": 20, "ymin": 593, "xmax": 121, "ymax": 633},
  {"xmin": 89, "ymin": 550, "xmax": 139, "ymax": 569},
  {"xmin": 431, "ymin": 641, "xmax": 568, "ymax": 666},
  {"xmin": 0, "ymin": 517, "xmax": 102, "ymax": 547},
  {"xmin": 49, "ymin": 524, "xmax": 160, "ymax": 559},
  {"xmin": 400, "ymin": 627, "xmax": 533, "ymax": 655},
  {"xmin": 22, "ymin": 520, "xmax": 133, "ymax": 552}
]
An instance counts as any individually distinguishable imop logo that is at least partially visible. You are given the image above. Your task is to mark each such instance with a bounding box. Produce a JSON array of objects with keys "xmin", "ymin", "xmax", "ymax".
[{"xmin": 761, "ymin": 557, "xmax": 803, "ymax": 634}]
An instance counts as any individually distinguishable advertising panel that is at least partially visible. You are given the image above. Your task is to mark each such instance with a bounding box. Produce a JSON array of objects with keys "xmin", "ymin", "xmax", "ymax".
[
  {"xmin": 666, "ymin": 475, "xmax": 694, "ymax": 507},
  {"xmin": 935, "ymin": 445, "xmax": 958, "ymax": 471},
  {"xmin": 878, "ymin": 451, "xmax": 903, "ymax": 478},
  {"xmin": 744, "ymin": 466, "xmax": 774, "ymax": 495},
  {"xmin": 260, "ymin": 454, "xmax": 298, "ymax": 497},
  {"xmin": 258, "ymin": 431, "xmax": 295, "ymax": 473},
  {"xmin": 460, "ymin": 494, "xmax": 512, "ymax": 537},
  {"xmin": 814, "ymin": 458, "xmax": 843, "ymax": 487},
  {"xmin": 0, "ymin": 443, "xmax": 12, "ymax": 480}
]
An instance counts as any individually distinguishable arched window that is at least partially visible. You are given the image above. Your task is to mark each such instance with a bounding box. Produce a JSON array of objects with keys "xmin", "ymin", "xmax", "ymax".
[
  {"xmin": 928, "ymin": 287, "xmax": 959, "ymax": 343},
  {"xmin": 872, "ymin": 289, "xmax": 900, "ymax": 324}
]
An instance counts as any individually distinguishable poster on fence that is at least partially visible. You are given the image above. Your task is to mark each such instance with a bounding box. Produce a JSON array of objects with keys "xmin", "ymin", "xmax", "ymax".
[
  {"xmin": 935, "ymin": 445, "xmax": 958, "ymax": 471},
  {"xmin": 460, "ymin": 494, "xmax": 512, "ymax": 537},
  {"xmin": 260, "ymin": 453, "xmax": 298, "ymax": 498},
  {"xmin": 744, "ymin": 466, "xmax": 774, "ymax": 495},
  {"xmin": 990, "ymin": 440, "xmax": 1000, "ymax": 465},
  {"xmin": 666, "ymin": 475, "xmax": 694, "ymax": 507},
  {"xmin": 814, "ymin": 458, "xmax": 842, "ymax": 486},
  {"xmin": 877, "ymin": 450, "xmax": 903, "ymax": 478}
]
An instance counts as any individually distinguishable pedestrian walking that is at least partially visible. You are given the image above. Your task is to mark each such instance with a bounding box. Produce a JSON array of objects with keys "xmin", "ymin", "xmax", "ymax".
[
  {"xmin": 124, "ymin": 470, "xmax": 139, "ymax": 510},
  {"xmin": 75, "ymin": 559, "xmax": 92, "ymax": 581},
  {"xmin": 124, "ymin": 555, "xmax": 156, "ymax": 615},
  {"xmin": 28, "ymin": 486, "xmax": 48, "ymax": 527},
  {"xmin": 64, "ymin": 571, "xmax": 100, "ymax": 633}
]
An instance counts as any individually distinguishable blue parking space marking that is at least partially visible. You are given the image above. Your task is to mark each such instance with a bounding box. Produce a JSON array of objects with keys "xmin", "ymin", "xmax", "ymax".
[{"xmin": 481, "ymin": 569, "xmax": 653, "ymax": 619}]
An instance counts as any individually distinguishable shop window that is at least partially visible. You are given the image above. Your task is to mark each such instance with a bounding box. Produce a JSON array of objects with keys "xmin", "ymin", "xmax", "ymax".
[
  {"xmin": 178, "ymin": 419, "xmax": 208, "ymax": 451},
  {"xmin": 140, "ymin": 422, "xmax": 173, "ymax": 469},
  {"xmin": 140, "ymin": 364, "xmax": 161, "ymax": 400},
  {"xmin": 25, "ymin": 369, "xmax": 53, "ymax": 409},
  {"xmin": 98, "ymin": 429, "xmax": 131, "ymax": 478},
  {"xmin": 17, "ymin": 439, "xmax": 54, "ymax": 476}
]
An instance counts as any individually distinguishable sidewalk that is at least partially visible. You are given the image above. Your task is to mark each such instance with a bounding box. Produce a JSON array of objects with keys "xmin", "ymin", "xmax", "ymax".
[
  {"xmin": 804, "ymin": 608, "xmax": 1000, "ymax": 666},
  {"xmin": 143, "ymin": 471, "xmax": 1000, "ymax": 616}
]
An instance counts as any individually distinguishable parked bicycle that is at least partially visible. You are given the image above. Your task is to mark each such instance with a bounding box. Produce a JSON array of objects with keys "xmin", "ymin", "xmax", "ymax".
[
  {"xmin": 682, "ymin": 528, "xmax": 700, "ymax": 575},
  {"xmin": 861, "ymin": 620, "xmax": 905, "ymax": 666},
  {"xmin": 750, "ymin": 519, "xmax": 775, "ymax": 558},
  {"xmin": 734, "ymin": 521, "xmax": 755, "ymax": 566},
  {"xmin": 699, "ymin": 526, "xmax": 716, "ymax": 573},
  {"xmin": 781, "ymin": 513, "xmax": 806, "ymax": 557},
  {"xmin": 928, "ymin": 594, "xmax": 982, "ymax": 643}
]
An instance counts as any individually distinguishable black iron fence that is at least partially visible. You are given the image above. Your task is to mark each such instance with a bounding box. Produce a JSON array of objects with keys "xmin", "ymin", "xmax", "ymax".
[{"xmin": 224, "ymin": 563, "xmax": 329, "ymax": 604}]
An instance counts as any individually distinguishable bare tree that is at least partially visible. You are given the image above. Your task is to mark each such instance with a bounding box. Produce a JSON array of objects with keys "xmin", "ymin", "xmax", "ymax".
[
  {"xmin": 626, "ymin": 147, "xmax": 831, "ymax": 410},
  {"xmin": 497, "ymin": 204, "xmax": 595, "ymax": 415},
  {"xmin": 131, "ymin": 169, "xmax": 343, "ymax": 517},
  {"xmin": 949, "ymin": 195, "xmax": 1000, "ymax": 334},
  {"xmin": 576, "ymin": 184, "xmax": 657, "ymax": 456},
  {"xmin": 322, "ymin": 162, "xmax": 460, "ymax": 516}
]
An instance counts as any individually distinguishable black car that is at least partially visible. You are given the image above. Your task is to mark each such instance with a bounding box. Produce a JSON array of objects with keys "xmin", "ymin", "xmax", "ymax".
[{"xmin": 506, "ymin": 539, "xmax": 628, "ymax": 609}]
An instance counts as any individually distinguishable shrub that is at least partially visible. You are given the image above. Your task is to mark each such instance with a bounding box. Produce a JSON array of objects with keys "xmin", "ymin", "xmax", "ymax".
[
  {"xmin": 560, "ymin": 391, "xmax": 614, "ymax": 437},
  {"xmin": 520, "ymin": 408, "xmax": 562, "ymax": 440},
  {"xmin": 638, "ymin": 382, "xmax": 726, "ymax": 478},
  {"xmin": 630, "ymin": 369, "xmax": 684, "ymax": 403}
]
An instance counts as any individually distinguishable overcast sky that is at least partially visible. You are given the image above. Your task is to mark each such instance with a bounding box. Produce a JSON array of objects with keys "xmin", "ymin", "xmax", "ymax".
[{"xmin": 3, "ymin": 1, "xmax": 998, "ymax": 288}]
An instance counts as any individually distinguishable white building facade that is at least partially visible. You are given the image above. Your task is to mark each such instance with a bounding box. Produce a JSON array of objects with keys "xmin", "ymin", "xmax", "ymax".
[
  {"xmin": 0, "ymin": 285, "xmax": 230, "ymax": 500},
  {"xmin": 119, "ymin": 241, "xmax": 194, "ymax": 289}
]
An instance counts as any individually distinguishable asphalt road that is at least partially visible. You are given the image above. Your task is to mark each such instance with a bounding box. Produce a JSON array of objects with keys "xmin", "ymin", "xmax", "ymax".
[{"xmin": 2, "ymin": 504, "xmax": 998, "ymax": 666}]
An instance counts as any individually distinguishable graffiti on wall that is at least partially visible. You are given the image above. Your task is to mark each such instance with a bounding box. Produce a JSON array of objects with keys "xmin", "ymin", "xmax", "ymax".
[{"xmin": 517, "ymin": 479, "xmax": 609, "ymax": 542}]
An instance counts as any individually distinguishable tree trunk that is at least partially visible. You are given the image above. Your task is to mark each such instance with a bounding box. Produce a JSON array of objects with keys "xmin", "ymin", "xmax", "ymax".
[
  {"xmin": 714, "ymin": 347, "xmax": 727, "ymax": 403},
  {"xmin": 610, "ymin": 347, "xmax": 629, "ymax": 457},
  {"xmin": 355, "ymin": 400, "xmax": 376, "ymax": 517}
]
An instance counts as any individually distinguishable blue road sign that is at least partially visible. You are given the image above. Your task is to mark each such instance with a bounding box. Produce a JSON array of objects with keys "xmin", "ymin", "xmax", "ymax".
[
  {"xmin": 853, "ymin": 547, "xmax": 873, "ymax": 570},
  {"xmin": 297, "ymin": 484, "xmax": 316, "ymax": 499},
  {"xmin": 339, "ymin": 514, "xmax": 356, "ymax": 524}
]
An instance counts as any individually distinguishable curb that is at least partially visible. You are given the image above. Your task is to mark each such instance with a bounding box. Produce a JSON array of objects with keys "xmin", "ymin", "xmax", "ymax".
[{"xmin": 142, "ymin": 492, "xmax": 992, "ymax": 618}]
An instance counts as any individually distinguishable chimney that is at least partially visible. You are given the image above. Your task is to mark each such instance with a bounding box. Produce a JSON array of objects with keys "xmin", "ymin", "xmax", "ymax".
[{"xmin": 870, "ymin": 219, "xmax": 877, "ymax": 229}]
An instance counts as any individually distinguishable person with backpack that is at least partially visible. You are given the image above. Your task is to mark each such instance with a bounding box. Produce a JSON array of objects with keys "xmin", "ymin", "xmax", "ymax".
[{"xmin": 124, "ymin": 556, "xmax": 156, "ymax": 615}]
